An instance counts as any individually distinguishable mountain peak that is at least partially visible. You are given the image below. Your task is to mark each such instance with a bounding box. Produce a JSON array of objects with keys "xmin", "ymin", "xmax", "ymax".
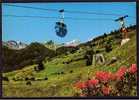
[{"xmin": 2, "ymin": 40, "xmax": 28, "ymax": 50}]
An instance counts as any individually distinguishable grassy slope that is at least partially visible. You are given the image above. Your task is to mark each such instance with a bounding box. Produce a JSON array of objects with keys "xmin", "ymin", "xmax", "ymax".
[{"xmin": 3, "ymin": 30, "xmax": 136, "ymax": 97}]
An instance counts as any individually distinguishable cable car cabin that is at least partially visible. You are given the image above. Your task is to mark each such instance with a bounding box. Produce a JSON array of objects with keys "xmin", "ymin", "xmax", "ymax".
[{"xmin": 55, "ymin": 22, "xmax": 67, "ymax": 37}]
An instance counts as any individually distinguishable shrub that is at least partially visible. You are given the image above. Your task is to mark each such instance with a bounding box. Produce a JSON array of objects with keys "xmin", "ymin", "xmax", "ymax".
[
  {"xmin": 70, "ymin": 70, "xmax": 73, "ymax": 73},
  {"xmin": 73, "ymin": 64, "xmax": 137, "ymax": 96},
  {"xmin": 25, "ymin": 77, "xmax": 29, "ymax": 81},
  {"xmin": 26, "ymin": 81, "xmax": 32, "ymax": 85},
  {"xmin": 30, "ymin": 77, "xmax": 35, "ymax": 81},
  {"xmin": 104, "ymin": 38, "xmax": 113, "ymax": 52},
  {"xmin": 2, "ymin": 76, "xmax": 9, "ymax": 81},
  {"xmin": 44, "ymin": 77, "xmax": 48, "ymax": 80}
]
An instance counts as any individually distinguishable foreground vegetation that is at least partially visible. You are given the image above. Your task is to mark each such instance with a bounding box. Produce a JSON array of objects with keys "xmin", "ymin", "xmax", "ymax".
[{"xmin": 74, "ymin": 64, "xmax": 137, "ymax": 96}]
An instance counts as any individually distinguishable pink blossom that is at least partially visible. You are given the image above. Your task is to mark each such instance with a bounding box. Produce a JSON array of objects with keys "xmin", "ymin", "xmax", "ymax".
[
  {"xmin": 95, "ymin": 71, "xmax": 111, "ymax": 82},
  {"xmin": 86, "ymin": 79, "xmax": 99, "ymax": 87},
  {"xmin": 80, "ymin": 93, "xmax": 86, "ymax": 97},
  {"xmin": 74, "ymin": 82, "xmax": 87, "ymax": 89},
  {"xmin": 102, "ymin": 86, "xmax": 111, "ymax": 95},
  {"xmin": 115, "ymin": 66, "xmax": 127, "ymax": 80},
  {"xmin": 128, "ymin": 64, "xmax": 137, "ymax": 74}
]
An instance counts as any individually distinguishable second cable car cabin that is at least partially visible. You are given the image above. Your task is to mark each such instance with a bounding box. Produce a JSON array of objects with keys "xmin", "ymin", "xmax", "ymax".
[{"xmin": 55, "ymin": 9, "xmax": 68, "ymax": 37}]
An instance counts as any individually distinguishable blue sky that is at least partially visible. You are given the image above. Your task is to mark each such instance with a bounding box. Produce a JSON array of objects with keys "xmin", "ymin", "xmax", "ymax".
[{"xmin": 2, "ymin": 2, "xmax": 136, "ymax": 44}]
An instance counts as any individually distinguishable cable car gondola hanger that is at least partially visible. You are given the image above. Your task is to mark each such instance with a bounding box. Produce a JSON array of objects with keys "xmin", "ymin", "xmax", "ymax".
[{"xmin": 55, "ymin": 9, "xmax": 68, "ymax": 38}]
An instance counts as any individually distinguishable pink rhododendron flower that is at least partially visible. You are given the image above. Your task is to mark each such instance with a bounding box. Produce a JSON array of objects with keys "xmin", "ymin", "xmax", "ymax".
[
  {"xmin": 109, "ymin": 72, "xmax": 116, "ymax": 81},
  {"xmin": 102, "ymin": 86, "xmax": 111, "ymax": 95},
  {"xmin": 95, "ymin": 71, "xmax": 111, "ymax": 82},
  {"xmin": 116, "ymin": 66, "xmax": 127, "ymax": 80},
  {"xmin": 80, "ymin": 93, "xmax": 86, "ymax": 97},
  {"xmin": 74, "ymin": 82, "xmax": 87, "ymax": 89},
  {"xmin": 128, "ymin": 64, "xmax": 137, "ymax": 74},
  {"xmin": 86, "ymin": 79, "xmax": 99, "ymax": 87}
]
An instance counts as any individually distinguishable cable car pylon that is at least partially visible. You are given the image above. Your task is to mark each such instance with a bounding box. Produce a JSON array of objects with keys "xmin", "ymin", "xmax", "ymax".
[{"xmin": 115, "ymin": 15, "xmax": 129, "ymax": 39}]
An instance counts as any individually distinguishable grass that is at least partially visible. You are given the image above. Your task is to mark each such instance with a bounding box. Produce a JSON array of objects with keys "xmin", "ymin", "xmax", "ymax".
[{"xmin": 2, "ymin": 30, "xmax": 137, "ymax": 97}]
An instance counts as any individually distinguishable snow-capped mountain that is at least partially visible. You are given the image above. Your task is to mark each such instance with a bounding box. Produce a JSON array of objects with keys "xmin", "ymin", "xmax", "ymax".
[
  {"xmin": 64, "ymin": 39, "xmax": 80, "ymax": 47},
  {"xmin": 2, "ymin": 40, "xmax": 28, "ymax": 50}
]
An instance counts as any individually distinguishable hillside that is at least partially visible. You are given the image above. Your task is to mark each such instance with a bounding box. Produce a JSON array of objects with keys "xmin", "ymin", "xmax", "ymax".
[
  {"xmin": 2, "ymin": 27, "xmax": 137, "ymax": 97},
  {"xmin": 2, "ymin": 42, "xmax": 55, "ymax": 72},
  {"xmin": 2, "ymin": 25, "xmax": 136, "ymax": 73}
]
